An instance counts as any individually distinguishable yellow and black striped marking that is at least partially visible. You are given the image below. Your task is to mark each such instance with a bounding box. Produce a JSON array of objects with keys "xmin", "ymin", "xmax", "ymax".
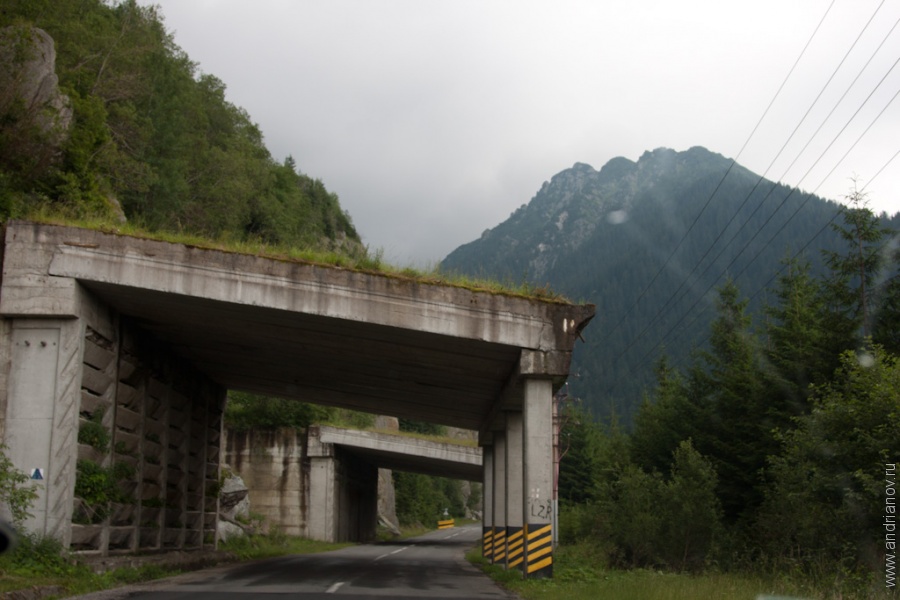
[
  {"xmin": 482, "ymin": 527, "xmax": 493, "ymax": 560},
  {"xmin": 492, "ymin": 526, "xmax": 507, "ymax": 564},
  {"xmin": 506, "ymin": 526, "xmax": 524, "ymax": 570},
  {"xmin": 525, "ymin": 523, "xmax": 553, "ymax": 578},
  {"xmin": 437, "ymin": 518, "xmax": 455, "ymax": 529}
]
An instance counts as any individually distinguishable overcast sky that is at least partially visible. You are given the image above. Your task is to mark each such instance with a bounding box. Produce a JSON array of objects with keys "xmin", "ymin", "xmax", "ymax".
[{"xmin": 138, "ymin": 0, "xmax": 900, "ymax": 266}]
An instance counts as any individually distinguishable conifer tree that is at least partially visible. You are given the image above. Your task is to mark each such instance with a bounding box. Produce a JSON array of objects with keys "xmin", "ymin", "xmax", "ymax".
[
  {"xmin": 763, "ymin": 258, "xmax": 831, "ymax": 416},
  {"xmin": 692, "ymin": 280, "xmax": 770, "ymax": 522},
  {"xmin": 821, "ymin": 186, "xmax": 892, "ymax": 347}
]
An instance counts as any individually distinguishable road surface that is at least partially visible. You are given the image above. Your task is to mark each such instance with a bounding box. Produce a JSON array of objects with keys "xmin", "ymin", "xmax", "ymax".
[{"xmin": 73, "ymin": 524, "xmax": 516, "ymax": 600}]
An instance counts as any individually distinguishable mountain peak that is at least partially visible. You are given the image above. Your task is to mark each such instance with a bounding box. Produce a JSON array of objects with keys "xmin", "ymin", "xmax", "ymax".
[{"xmin": 441, "ymin": 146, "xmax": 843, "ymax": 423}]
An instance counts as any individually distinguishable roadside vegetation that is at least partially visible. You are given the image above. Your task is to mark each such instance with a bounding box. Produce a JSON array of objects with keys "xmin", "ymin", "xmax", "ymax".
[{"xmin": 468, "ymin": 543, "xmax": 840, "ymax": 600}]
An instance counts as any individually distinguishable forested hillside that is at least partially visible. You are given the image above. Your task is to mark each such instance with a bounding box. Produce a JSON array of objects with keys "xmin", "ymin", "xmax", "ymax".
[
  {"xmin": 0, "ymin": 0, "xmax": 360, "ymax": 252},
  {"xmin": 442, "ymin": 146, "xmax": 898, "ymax": 423}
]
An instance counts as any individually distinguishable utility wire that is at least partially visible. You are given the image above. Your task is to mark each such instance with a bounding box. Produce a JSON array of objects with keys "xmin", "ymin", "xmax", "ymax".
[
  {"xmin": 630, "ymin": 82, "xmax": 900, "ymax": 382},
  {"xmin": 661, "ymin": 40, "xmax": 900, "ymax": 335},
  {"xmin": 598, "ymin": 0, "xmax": 837, "ymax": 343},
  {"xmin": 606, "ymin": 0, "xmax": 890, "ymax": 384},
  {"xmin": 603, "ymin": 40, "xmax": 900, "ymax": 396}
]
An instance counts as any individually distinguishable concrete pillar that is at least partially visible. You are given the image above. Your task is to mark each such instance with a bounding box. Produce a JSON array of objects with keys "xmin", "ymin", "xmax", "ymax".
[
  {"xmin": 1, "ymin": 318, "xmax": 83, "ymax": 544},
  {"xmin": 307, "ymin": 455, "xmax": 337, "ymax": 542},
  {"xmin": 505, "ymin": 411, "xmax": 524, "ymax": 572},
  {"xmin": 523, "ymin": 378, "xmax": 554, "ymax": 579},
  {"xmin": 481, "ymin": 444, "xmax": 494, "ymax": 560},
  {"xmin": 491, "ymin": 430, "xmax": 506, "ymax": 565}
]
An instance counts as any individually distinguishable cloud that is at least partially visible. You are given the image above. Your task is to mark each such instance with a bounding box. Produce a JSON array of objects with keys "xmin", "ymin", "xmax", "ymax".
[{"xmin": 144, "ymin": 0, "xmax": 900, "ymax": 265}]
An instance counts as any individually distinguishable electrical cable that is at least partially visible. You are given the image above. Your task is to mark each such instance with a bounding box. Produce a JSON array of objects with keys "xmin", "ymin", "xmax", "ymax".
[
  {"xmin": 601, "ymin": 2, "xmax": 900, "ymax": 398},
  {"xmin": 597, "ymin": 0, "xmax": 838, "ymax": 343}
]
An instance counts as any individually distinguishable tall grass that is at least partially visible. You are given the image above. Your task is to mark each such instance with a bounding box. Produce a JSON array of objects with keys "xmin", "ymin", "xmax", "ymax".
[
  {"xmin": 16, "ymin": 214, "xmax": 571, "ymax": 302},
  {"xmin": 467, "ymin": 542, "xmax": 897, "ymax": 600}
]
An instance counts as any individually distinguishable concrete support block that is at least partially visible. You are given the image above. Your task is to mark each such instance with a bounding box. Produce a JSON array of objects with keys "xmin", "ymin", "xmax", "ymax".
[
  {"xmin": 2, "ymin": 318, "xmax": 83, "ymax": 545},
  {"xmin": 491, "ymin": 430, "xmax": 506, "ymax": 565},
  {"xmin": 523, "ymin": 378, "xmax": 553, "ymax": 579},
  {"xmin": 481, "ymin": 445, "xmax": 493, "ymax": 560},
  {"xmin": 307, "ymin": 456, "xmax": 337, "ymax": 542},
  {"xmin": 505, "ymin": 411, "xmax": 524, "ymax": 572}
]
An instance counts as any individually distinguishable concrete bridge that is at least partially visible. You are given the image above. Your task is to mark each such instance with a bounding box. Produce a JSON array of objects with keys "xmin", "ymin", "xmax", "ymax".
[{"xmin": 0, "ymin": 221, "xmax": 594, "ymax": 578}]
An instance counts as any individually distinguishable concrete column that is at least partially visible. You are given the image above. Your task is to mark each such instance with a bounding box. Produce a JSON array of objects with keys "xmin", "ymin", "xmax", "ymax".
[
  {"xmin": 491, "ymin": 430, "xmax": 506, "ymax": 565},
  {"xmin": 481, "ymin": 444, "xmax": 494, "ymax": 560},
  {"xmin": 1, "ymin": 318, "xmax": 83, "ymax": 544},
  {"xmin": 505, "ymin": 411, "xmax": 524, "ymax": 572},
  {"xmin": 307, "ymin": 455, "xmax": 337, "ymax": 542},
  {"xmin": 523, "ymin": 378, "xmax": 554, "ymax": 579}
]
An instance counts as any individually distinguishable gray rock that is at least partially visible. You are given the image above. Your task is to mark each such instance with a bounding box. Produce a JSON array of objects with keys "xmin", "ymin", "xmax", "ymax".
[
  {"xmin": 0, "ymin": 26, "xmax": 73, "ymax": 145},
  {"xmin": 216, "ymin": 520, "xmax": 245, "ymax": 544},
  {"xmin": 218, "ymin": 466, "xmax": 250, "ymax": 522}
]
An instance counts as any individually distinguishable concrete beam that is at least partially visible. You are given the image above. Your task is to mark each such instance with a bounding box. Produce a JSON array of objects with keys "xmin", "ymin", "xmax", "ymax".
[
  {"xmin": 310, "ymin": 425, "xmax": 482, "ymax": 481},
  {"xmin": 2, "ymin": 222, "xmax": 594, "ymax": 351},
  {"xmin": 1, "ymin": 222, "xmax": 595, "ymax": 432}
]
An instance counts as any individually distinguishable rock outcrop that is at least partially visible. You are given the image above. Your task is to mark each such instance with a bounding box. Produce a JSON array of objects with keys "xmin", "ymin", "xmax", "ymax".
[
  {"xmin": 0, "ymin": 26, "xmax": 73, "ymax": 149},
  {"xmin": 216, "ymin": 466, "xmax": 252, "ymax": 543}
]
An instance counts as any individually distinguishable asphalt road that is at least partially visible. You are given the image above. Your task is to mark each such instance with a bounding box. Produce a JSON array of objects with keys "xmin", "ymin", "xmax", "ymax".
[{"xmin": 72, "ymin": 524, "xmax": 516, "ymax": 600}]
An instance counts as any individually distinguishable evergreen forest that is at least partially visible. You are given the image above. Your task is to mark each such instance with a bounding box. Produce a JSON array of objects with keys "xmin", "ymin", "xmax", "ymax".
[{"xmin": 555, "ymin": 204, "xmax": 899, "ymax": 591}]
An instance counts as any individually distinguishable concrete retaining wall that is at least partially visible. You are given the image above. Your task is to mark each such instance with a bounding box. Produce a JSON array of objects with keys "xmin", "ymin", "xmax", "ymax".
[
  {"xmin": 223, "ymin": 429, "xmax": 307, "ymax": 537},
  {"xmin": 224, "ymin": 428, "xmax": 381, "ymax": 542},
  {"xmin": 0, "ymin": 283, "xmax": 225, "ymax": 554}
]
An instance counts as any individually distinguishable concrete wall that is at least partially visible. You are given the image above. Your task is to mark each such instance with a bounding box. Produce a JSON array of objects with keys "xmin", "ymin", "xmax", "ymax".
[
  {"xmin": 223, "ymin": 429, "xmax": 306, "ymax": 537},
  {"xmin": 225, "ymin": 428, "xmax": 380, "ymax": 543},
  {"xmin": 0, "ymin": 283, "xmax": 225, "ymax": 554}
]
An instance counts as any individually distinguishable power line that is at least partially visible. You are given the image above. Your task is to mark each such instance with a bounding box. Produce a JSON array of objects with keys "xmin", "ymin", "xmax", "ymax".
[
  {"xmin": 597, "ymin": 0, "xmax": 838, "ymax": 343},
  {"xmin": 627, "ymin": 82, "xmax": 900, "ymax": 384},
  {"xmin": 602, "ymin": 4, "xmax": 900, "ymax": 397}
]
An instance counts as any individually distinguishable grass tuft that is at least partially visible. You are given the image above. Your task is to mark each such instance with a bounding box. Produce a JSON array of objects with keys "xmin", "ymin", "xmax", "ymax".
[{"xmin": 15, "ymin": 215, "xmax": 575, "ymax": 303}]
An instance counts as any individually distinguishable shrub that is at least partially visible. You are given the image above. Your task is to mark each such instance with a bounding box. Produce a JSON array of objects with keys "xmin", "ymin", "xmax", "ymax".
[{"xmin": 0, "ymin": 444, "xmax": 37, "ymax": 527}]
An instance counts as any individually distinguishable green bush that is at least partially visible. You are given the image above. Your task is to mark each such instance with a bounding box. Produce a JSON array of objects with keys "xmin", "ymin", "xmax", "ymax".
[
  {"xmin": 0, "ymin": 532, "xmax": 74, "ymax": 577},
  {"xmin": 77, "ymin": 407, "xmax": 109, "ymax": 452},
  {"xmin": 0, "ymin": 444, "xmax": 37, "ymax": 527},
  {"xmin": 225, "ymin": 392, "xmax": 335, "ymax": 431},
  {"xmin": 73, "ymin": 459, "xmax": 132, "ymax": 523}
]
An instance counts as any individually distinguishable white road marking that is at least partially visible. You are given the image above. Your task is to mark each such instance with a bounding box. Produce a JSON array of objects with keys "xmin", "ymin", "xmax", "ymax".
[
  {"xmin": 325, "ymin": 581, "xmax": 345, "ymax": 593},
  {"xmin": 375, "ymin": 546, "xmax": 409, "ymax": 561}
]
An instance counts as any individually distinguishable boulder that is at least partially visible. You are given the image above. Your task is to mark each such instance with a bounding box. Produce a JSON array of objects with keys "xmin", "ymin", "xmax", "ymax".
[{"xmin": 218, "ymin": 466, "xmax": 250, "ymax": 523}]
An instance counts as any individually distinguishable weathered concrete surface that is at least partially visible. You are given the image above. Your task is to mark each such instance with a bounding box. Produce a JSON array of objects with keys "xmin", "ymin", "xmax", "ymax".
[
  {"xmin": 310, "ymin": 425, "xmax": 482, "ymax": 481},
  {"xmin": 1, "ymin": 221, "xmax": 594, "ymax": 431},
  {"xmin": 223, "ymin": 429, "xmax": 305, "ymax": 537},
  {"xmin": 0, "ymin": 221, "xmax": 594, "ymax": 562}
]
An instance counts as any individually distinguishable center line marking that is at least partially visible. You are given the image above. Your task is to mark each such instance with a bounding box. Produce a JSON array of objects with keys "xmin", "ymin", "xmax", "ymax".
[
  {"xmin": 326, "ymin": 581, "xmax": 345, "ymax": 593},
  {"xmin": 375, "ymin": 546, "xmax": 409, "ymax": 561}
]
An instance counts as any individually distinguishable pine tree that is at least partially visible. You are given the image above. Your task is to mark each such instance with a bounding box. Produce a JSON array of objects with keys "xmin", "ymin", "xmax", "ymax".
[
  {"xmin": 763, "ymin": 257, "xmax": 831, "ymax": 416},
  {"xmin": 693, "ymin": 280, "xmax": 770, "ymax": 522},
  {"xmin": 821, "ymin": 186, "xmax": 892, "ymax": 346}
]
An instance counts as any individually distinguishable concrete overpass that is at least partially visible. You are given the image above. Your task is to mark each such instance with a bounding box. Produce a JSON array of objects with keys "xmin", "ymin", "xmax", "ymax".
[
  {"xmin": 0, "ymin": 221, "xmax": 594, "ymax": 578},
  {"xmin": 309, "ymin": 426, "xmax": 482, "ymax": 482},
  {"xmin": 303, "ymin": 425, "xmax": 483, "ymax": 543}
]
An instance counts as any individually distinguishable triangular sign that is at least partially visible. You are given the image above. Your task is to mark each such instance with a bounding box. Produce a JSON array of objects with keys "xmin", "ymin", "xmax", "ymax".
[{"xmin": 31, "ymin": 468, "xmax": 44, "ymax": 480}]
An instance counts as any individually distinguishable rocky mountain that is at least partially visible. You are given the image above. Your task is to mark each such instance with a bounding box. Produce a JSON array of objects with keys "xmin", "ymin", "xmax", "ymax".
[{"xmin": 442, "ymin": 146, "xmax": 861, "ymax": 423}]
